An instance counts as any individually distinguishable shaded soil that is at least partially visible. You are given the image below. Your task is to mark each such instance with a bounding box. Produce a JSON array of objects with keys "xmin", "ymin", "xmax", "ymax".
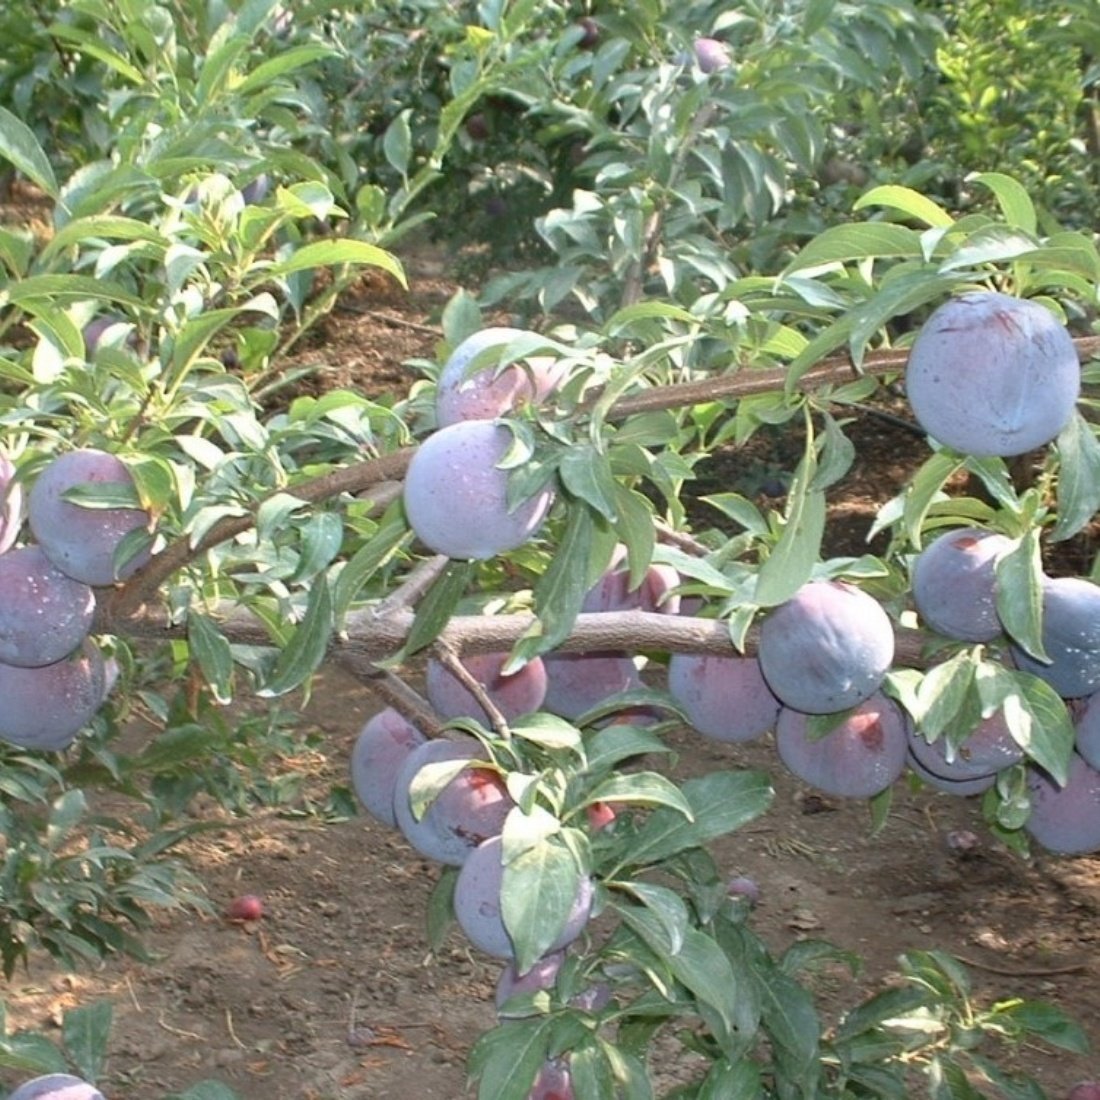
[{"xmin": 3, "ymin": 235, "xmax": 1100, "ymax": 1099}]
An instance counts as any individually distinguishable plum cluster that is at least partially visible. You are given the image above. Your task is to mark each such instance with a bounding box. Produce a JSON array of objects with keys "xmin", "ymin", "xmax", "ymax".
[
  {"xmin": 403, "ymin": 328, "xmax": 567, "ymax": 560},
  {"xmin": 0, "ymin": 449, "xmax": 153, "ymax": 752}
]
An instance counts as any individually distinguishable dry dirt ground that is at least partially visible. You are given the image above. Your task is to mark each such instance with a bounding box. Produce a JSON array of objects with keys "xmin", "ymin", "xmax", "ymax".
[{"xmin": 3, "ymin": 240, "xmax": 1100, "ymax": 1100}]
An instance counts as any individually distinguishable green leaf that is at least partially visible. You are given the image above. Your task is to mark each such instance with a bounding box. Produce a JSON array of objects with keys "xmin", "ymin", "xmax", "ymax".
[
  {"xmin": 560, "ymin": 444, "xmax": 618, "ymax": 520},
  {"xmin": 698, "ymin": 1058, "xmax": 764, "ymax": 1100},
  {"xmin": 469, "ymin": 1019, "xmax": 552, "ymax": 1100},
  {"xmin": 426, "ymin": 868, "xmax": 458, "ymax": 952},
  {"xmin": 502, "ymin": 836, "xmax": 588, "ymax": 975},
  {"xmin": 383, "ymin": 110, "xmax": 413, "ymax": 177},
  {"xmin": 509, "ymin": 712, "xmax": 582, "ymax": 751},
  {"xmin": 938, "ymin": 226, "xmax": 1042, "ymax": 272},
  {"xmin": 996, "ymin": 999, "xmax": 1089, "ymax": 1053},
  {"xmin": 0, "ymin": 109, "xmax": 57, "ymax": 197},
  {"xmin": 755, "ymin": 478, "xmax": 825, "ymax": 608},
  {"xmin": 403, "ymin": 561, "xmax": 474, "ymax": 657},
  {"xmin": 904, "ymin": 451, "xmax": 966, "ymax": 547},
  {"xmin": 257, "ymin": 580, "xmax": 333, "ymax": 697},
  {"xmin": 620, "ymin": 771, "xmax": 773, "ymax": 868},
  {"xmin": 783, "ymin": 223, "xmax": 923, "ymax": 274},
  {"xmin": 235, "ymin": 43, "xmax": 336, "ymax": 93},
  {"xmin": 584, "ymin": 724, "xmax": 673, "ymax": 773},
  {"xmin": 913, "ymin": 651, "xmax": 976, "ymax": 738},
  {"xmin": 333, "ymin": 504, "xmax": 411, "ymax": 625},
  {"xmin": 995, "ymin": 531, "xmax": 1046, "ymax": 661},
  {"xmin": 62, "ymin": 1000, "xmax": 112, "ymax": 1084},
  {"xmin": 969, "ymin": 173, "xmax": 1037, "ymax": 234},
  {"xmin": 854, "ymin": 185, "xmax": 954, "ymax": 228},
  {"xmin": 511, "ymin": 504, "xmax": 595, "ymax": 663},
  {"xmin": 616, "ymin": 883, "xmax": 689, "ymax": 955},
  {"xmin": 1053, "ymin": 413, "xmax": 1100, "ymax": 541},
  {"xmin": 265, "ymin": 239, "xmax": 407, "ymax": 288},
  {"xmin": 187, "ymin": 612, "xmax": 234, "ymax": 704},
  {"xmin": 1002, "ymin": 674, "xmax": 1074, "ymax": 786},
  {"xmin": 586, "ymin": 772, "xmax": 694, "ymax": 817}
]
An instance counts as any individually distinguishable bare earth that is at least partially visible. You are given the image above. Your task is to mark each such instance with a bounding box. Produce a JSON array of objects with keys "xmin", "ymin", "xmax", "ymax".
[{"xmin": 4, "ymin": 242, "xmax": 1100, "ymax": 1099}]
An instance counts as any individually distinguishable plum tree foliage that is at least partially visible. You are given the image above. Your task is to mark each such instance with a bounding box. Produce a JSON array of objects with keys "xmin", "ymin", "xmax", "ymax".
[{"xmin": 0, "ymin": 0, "xmax": 1097, "ymax": 1097}]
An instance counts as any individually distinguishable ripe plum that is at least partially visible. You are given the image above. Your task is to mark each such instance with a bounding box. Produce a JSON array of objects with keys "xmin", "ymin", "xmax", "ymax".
[
  {"xmin": 757, "ymin": 580, "xmax": 894, "ymax": 714},
  {"xmin": 905, "ymin": 291, "xmax": 1079, "ymax": 457},
  {"xmin": 350, "ymin": 708, "xmax": 427, "ymax": 827},
  {"xmin": 667, "ymin": 652, "xmax": 780, "ymax": 743},
  {"xmin": 28, "ymin": 449, "xmax": 153, "ymax": 585},
  {"xmin": 393, "ymin": 739, "xmax": 513, "ymax": 866},
  {"xmin": 1011, "ymin": 576, "xmax": 1100, "ymax": 698},
  {"xmin": 425, "ymin": 651, "xmax": 547, "ymax": 725},
  {"xmin": 403, "ymin": 421, "xmax": 554, "ymax": 560},
  {"xmin": 0, "ymin": 546, "xmax": 95, "ymax": 667},
  {"xmin": 775, "ymin": 693, "xmax": 909, "ymax": 798}
]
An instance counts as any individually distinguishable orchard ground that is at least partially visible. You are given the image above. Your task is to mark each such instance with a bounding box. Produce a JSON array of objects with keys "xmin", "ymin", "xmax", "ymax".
[{"xmin": 3, "ymin": 218, "xmax": 1100, "ymax": 1098}]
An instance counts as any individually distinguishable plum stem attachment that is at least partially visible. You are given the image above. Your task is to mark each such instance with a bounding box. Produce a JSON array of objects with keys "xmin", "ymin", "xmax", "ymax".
[{"xmin": 432, "ymin": 640, "xmax": 512, "ymax": 740}]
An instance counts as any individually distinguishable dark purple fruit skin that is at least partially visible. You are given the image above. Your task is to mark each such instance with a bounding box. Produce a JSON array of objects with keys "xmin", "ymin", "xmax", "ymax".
[
  {"xmin": 454, "ymin": 835, "xmax": 593, "ymax": 959},
  {"xmin": 581, "ymin": 553, "xmax": 681, "ymax": 615},
  {"xmin": 542, "ymin": 652, "xmax": 640, "ymax": 720},
  {"xmin": 1025, "ymin": 753, "xmax": 1100, "ymax": 855},
  {"xmin": 0, "ymin": 546, "xmax": 95, "ymax": 668},
  {"xmin": 667, "ymin": 652, "xmax": 780, "ymax": 743},
  {"xmin": 1067, "ymin": 1082, "xmax": 1100, "ymax": 1100},
  {"xmin": 692, "ymin": 37, "xmax": 731, "ymax": 73},
  {"xmin": 435, "ymin": 327, "xmax": 566, "ymax": 427},
  {"xmin": 495, "ymin": 950, "xmax": 565, "ymax": 1011},
  {"xmin": 776, "ymin": 693, "xmax": 909, "ymax": 798},
  {"xmin": 907, "ymin": 710, "xmax": 1023, "ymax": 781},
  {"xmin": 1074, "ymin": 691, "xmax": 1100, "ymax": 771},
  {"xmin": 906, "ymin": 751, "xmax": 997, "ymax": 796},
  {"xmin": 911, "ymin": 527, "xmax": 1015, "ymax": 642},
  {"xmin": 1011, "ymin": 576, "xmax": 1100, "ymax": 699},
  {"xmin": 576, "ymin": 17, "xmax": 599, "ymax": 49},
  {"xmin": 7, "ymin": 1075, "xmax": 106, "ymax": 1100},
  {"xmin": 403, "ymin": 421, "xmax": 554, "ymax": 561},
  {"xmin": 757, "ymin": 581, "xmax": 895, "ymax": 715},
  {"xmin": 393, "ymin": 739, "xmax": 513, "ymax": 866},
  {"xmin": 465, "ymin": 112, "xmax": 491, "ymax": 141},
  {"xmin": 528, "ymin": 1057, "xmax": 575, "ymax": 1099},
  {"xmin": 425, "ymin": 651, "xmax": 548, "ymax": 726},
  {"xmin": 0, "ymin": 452, "xmax": 22, "ymax": 554},
  {"xmin": 350, "ymin": 708, "xmax": 427, "ymax": 827},
  {"xmin": 240, "ymin": 173, "xmax": 271, "ymax": 204},
  {"xmin": 0, "ymin": 640, "xmax": 106, "ymax": 751},
  {"xmin": 905, "ymin": 291, "xmax": 1079, "ymax": 458},
  {"xmin": 28, "ymin": 449, "xmax": 153, "ymax": 586}
]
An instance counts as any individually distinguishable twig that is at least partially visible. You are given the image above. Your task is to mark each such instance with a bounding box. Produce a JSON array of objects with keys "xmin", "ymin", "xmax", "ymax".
[
  {"xmin": 336, "ymin": 655, "xmax": 443, "ymax": 736},
  {"xmin": 433, "ymin": 639, "xmax": 511, "ymax": 738},
  {"xmin": 955, "ymin": 954, "xmax": 1088, "ymax": 979},
  {"xmin": 335, "ymin": 302, "xmax": 443, "ymax": 338},
  {"xmin": 225, "ymin": 1007, "xmax": 247, "ymax": 1050},
  {"xmin": 367, "ymin": 554, "xmax": 449, "ymax": 621}
]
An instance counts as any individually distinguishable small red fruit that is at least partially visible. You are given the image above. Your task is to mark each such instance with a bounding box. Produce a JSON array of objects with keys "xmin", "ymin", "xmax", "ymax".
[
  {"xmin": 586, "ymin": 801, "xmax": 617, "ymax": 831},
  {"xmin": 226, "ymin": 894, "xmax": 264, "ymax": 922}
]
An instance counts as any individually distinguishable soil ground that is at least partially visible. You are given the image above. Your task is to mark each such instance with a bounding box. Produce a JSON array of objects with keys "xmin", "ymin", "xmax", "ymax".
[{"xmin": 3, "ymin": 238, "xmax": 1100, "ymax": 1100}]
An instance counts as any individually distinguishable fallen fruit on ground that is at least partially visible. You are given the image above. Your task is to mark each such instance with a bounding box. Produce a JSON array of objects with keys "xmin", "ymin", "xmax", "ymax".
[
  {"xmin": 226, "ymin": 894, "xmax": 264, "ymax": 922},
  {"xmin": 6, "ymin": 1075, "xmax": 106, "ymax": 1100}
]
